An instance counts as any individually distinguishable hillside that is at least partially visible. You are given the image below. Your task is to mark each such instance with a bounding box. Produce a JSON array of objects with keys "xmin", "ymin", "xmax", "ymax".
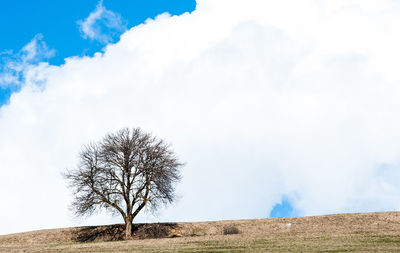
[{"xmin": 1, "ymin": 212, "xmax": 400, "ymax": 252}]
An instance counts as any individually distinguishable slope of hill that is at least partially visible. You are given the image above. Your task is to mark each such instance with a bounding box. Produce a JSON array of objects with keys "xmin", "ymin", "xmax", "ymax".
[{"xmin": 1, "ymin": 212, "xmax": 400, "ymax": 252}]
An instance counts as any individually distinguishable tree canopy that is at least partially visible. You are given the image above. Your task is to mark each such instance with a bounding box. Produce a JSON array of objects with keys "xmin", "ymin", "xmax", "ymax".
[{"xmin": 65, "ymin": 127, "xmax": 183, "ymax": 238}]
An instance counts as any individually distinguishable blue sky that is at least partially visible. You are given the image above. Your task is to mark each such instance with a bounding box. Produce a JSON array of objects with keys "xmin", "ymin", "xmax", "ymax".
[
  {"xmin": 270, "ymin": 196, "xmax": 298, "ymax": 218},
  {"xmin": 0, "ymin": 0, "xmax": 196, "ymax": 105}
]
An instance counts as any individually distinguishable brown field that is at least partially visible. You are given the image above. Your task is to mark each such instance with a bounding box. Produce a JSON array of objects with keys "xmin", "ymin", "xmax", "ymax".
[{"xmin": 1, "ymin": 212, "xmax": 400, "ymax": 252}]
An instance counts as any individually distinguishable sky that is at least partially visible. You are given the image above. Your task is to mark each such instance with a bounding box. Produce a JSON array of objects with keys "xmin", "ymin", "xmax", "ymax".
[
  {"xmin": 1, "ymin": 0, "xmax": 400, "ymax": 235},
  {"xmin": 0, "ymin": 0, "xmax": 196, "ymax": 106}
]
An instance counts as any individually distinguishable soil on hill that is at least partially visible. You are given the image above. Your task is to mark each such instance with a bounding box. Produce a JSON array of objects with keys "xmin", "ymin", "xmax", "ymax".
[{"xmin": 1, "ymin": 212, "xmax": 400, "ymax": 252}]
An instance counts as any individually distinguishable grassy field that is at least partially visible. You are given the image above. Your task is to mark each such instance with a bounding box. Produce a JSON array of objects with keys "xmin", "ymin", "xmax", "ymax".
[{"xmin": 1, "ymin": 212, "xmax": 400, "ymax": 252}]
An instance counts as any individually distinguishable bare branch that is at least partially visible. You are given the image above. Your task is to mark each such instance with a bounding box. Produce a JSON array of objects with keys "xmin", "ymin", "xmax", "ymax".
[{"xmin": 64, "ymin": 127, "xmax": 183, "ymax": 238}]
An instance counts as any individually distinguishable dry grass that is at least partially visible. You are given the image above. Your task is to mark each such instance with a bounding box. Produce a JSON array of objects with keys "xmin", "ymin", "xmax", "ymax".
[{"xmin": 1, "ymin": 212, "xmax": 400, "ymax": 252}]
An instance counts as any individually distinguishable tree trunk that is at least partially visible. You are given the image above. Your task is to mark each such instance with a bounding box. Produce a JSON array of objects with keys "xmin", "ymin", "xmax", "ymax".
[{"xmin": 125, "ymin": 218, "xmax": 133, "ymax": 239}]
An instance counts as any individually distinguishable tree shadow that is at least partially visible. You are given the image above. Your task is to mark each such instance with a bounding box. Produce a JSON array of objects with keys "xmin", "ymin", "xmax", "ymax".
[
  {"xmin": 72, "ymin": 224, "xmax": 125, "ymax": 242},
  {"xmin": 72, "ymin": 223, "xmax": 179, "ymax": 242}
]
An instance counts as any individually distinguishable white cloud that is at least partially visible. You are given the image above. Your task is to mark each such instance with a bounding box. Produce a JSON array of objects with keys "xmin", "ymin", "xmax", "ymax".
[
  {"xmin": 0, "ymin": 50, "xmax": 13, "ymax": 56},
  {"xmin": 1, "ymin": 0, "xmax": 400, "ymax": 234},
  {"xmin": 77, "ymin": 0, "xmax": 126, "ymax": 44},
  {"xmin": 0, "ymin": 34, "xmax": 54, "ymax": 89}
]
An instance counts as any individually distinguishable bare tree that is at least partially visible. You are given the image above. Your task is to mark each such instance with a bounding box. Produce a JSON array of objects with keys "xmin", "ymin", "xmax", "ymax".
[{"xmin": 64, "ymin": 128, "xmax": 183, "ymax": 238}]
